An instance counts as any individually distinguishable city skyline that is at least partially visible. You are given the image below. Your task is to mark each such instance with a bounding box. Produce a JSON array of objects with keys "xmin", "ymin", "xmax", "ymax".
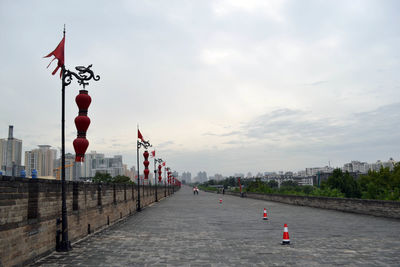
[
  {"xmin": 1, "ymin": 1, "xmax": 399, "ymax": 176},
  {"xmin": 1, "ymin": 125, "xmax": 395, "ymax": 180}
]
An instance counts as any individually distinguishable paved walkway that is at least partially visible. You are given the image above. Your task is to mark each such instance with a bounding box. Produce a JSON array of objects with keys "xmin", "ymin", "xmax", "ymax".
[{"xmin": 32, "ymin": 186, "xmax": 400, "ymax": 266}]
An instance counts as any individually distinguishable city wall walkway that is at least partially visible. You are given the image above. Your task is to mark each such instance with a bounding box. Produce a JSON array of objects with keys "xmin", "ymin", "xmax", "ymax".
[{"xmin": 32, "ymin": 185, "xmax": 400, "ymax": 266}]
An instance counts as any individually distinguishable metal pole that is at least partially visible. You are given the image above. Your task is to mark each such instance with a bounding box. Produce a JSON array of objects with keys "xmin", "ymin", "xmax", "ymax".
[
  {"xmin": 154, "ymin": 159, "xmax": 158, "ymax": 202},
  {"xmin": 164, "ymin": 167, "xmax": 167, "ymax": 197},
  {"xmin": 136, "ymin": 140, "xmax": 141, "ymax": 212},
  {"xmin": 59, "ymin": 64, "xmax": 70, "ymax": 251}
]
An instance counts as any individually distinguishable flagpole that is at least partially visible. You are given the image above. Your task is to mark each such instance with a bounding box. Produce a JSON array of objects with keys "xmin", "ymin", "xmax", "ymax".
[
  {"xmin": 59, "ymin": 25, "xmax": 71, "ymax": 252},
  {"xmin": 46, "ymin": 26, "xmax": 99, "ymax": 252},
  {"xmin": 136, "ymin": 126, "xmax": 141, "ymax": 212},
  {"xmin": 154, "ymin": 157, "xmax": 157, "ymax": 202}
]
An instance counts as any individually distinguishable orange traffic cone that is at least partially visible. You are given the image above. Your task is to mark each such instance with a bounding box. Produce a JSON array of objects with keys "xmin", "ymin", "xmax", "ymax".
[
  {"xmin": 219, "ymin": 198, "xmax": 222, "ymax": 204},
  {"xmin": 263, "ymin": 208, "xmax": 268, "ymax": 220},
  {"xmin": 282, "ymin": 224, "xmax": 290, "ymax": 245}
]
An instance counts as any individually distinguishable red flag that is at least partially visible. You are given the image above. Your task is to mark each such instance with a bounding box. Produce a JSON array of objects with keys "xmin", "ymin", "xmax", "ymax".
[
  {"xmin": 44, "ymin": 36, "xmax": 65, "ymax": 77},
  {"xmin": 151, "ymin": 150, "xmax": 155, "ymax": 157},
  {"xmin": 138, "ymin": 129, "xmax": 144, "ymax": 141}
]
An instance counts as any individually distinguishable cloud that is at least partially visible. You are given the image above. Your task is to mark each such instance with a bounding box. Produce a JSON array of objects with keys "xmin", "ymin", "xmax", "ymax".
[
  {"xmin": 157, "ymin": 141, "xmax": 175, "ymax": 148},
  {"xmin": 212, "ymin": 0, "xmax": 287, "ymax": 22},
  {"xmin": 203, "ymin": 130, "xmax": 241, "ymax": 137},
  {"xmin": 304, "ymin": 80, "xmax": 329, "ymax": 86}
]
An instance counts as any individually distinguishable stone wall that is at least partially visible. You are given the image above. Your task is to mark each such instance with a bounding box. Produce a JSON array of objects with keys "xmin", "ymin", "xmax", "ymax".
[
  {"xmin": 0, "ymin": 176, "xmax": 178, "ymax": 267},
  {"xmin": 223, "ymin": 191, "xmax": 400, "ymax": 219}
]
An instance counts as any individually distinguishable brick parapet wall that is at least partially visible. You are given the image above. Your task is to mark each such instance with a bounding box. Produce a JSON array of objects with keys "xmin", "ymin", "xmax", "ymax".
[
  {"xmin": 0, "ymin": 176, "xmax": 178, "ymax": 267},
  {"xmin": 221, "ymin": 191, "xmax": 400, "ymax": 219}
]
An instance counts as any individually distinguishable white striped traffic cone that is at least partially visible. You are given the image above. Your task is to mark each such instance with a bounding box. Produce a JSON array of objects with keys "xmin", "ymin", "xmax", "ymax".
[
  {"xmin": 219, "ymin": 198, "xmax": 222, "ymax": 204},
  {"xmin": 263, "ymin": 208, "xmax": 268, "ymax": 220},
  {"xmin": 282, "ymin": 224, "xmax": 290, "ymax": 245}
]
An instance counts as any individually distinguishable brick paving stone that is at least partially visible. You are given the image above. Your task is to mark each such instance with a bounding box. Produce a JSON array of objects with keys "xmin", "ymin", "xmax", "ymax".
[{"xmin": 32, "ymin": 186, "xmax": 400, "ymax": 266}]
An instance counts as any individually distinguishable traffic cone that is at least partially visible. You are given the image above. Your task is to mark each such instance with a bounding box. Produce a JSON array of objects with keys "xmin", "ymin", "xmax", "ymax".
[
  {"xmin": 282, "ymin": 224, "xmax": 290, "ymax": 245},
  {"xmin": 263, "ymin": 208, "xmax": 268, "ymax": 220},
  {"xmin": 219, "ymin": 198, "xmax": 222, "ymax": 204}
]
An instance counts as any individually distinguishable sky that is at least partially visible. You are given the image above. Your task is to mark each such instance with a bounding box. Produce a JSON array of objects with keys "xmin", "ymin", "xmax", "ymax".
[{"xmin": 1, "ymin": 0, "xmax": 400, "ymax": 177}]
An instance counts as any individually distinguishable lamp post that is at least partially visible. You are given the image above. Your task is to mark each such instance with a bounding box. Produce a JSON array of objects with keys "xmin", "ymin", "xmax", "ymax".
[
  {"xmin": 59, "ymin": 65, "xmax": 99, "ymax": 252},
  {"xmin": 143, "ymin": 150, "xmax": 150, "ymax": 199},
  {"xmin": 154, "ymin": 158, "xmax": 163, "ymax": 202},
  {"xmin": 158, "ymin": 164, "xmax": 162, "ymax": 196},
  {"xmin": 137, "ymin": 132, "xmax": 151, "ymax": 212},
  {"xmin": 168, "ymin": 170, "xmax": 172, "ymax": 195},
  {"xmin": 45, "ymin": 28, "xmax": 100, "ymax": 252},
  {"xmin": 164, "ymin": 166, "xmax": 168, "ymax": 197}
]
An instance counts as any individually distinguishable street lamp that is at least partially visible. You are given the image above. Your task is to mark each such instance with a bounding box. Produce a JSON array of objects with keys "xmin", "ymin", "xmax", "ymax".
[
  {"xmin": 153, "ymin": 158, "xmax": 163, "ymax": 202},
  {"xmin": 45, "ymin": 28, "xmax": 100, "ymax": 252},
  {"xmin": 137, "ymin": 130, "xmax": 151, "ymax": 212},
  {"xmin": 59, "ymin": 65, "xmax": 99, "ymax": 252},
  {"xmin": 164, "ymin": 166, "xmax": 168, "ymax": 197},
  {"xmin": 168, "ymin": 169, "xmax": 172, "ymax": 194}
]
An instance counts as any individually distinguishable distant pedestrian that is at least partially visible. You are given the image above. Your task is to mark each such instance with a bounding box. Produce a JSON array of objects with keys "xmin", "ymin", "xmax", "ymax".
[{"xmin": 222, "ymin": 188, "xmax": 225, "ymax": 194}]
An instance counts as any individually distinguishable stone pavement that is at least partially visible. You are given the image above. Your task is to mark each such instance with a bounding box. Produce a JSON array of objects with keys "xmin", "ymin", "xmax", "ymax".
[{"xmin": 32, "ymin": 186, "xmax": 400, "ymax": 266}]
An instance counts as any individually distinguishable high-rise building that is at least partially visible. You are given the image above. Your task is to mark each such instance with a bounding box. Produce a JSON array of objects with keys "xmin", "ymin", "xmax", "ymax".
[
  {"xmin": 214, "ymin": 174, "xmax": 224, "ymax": 181},
  {"xmin": 25, "ymin": 145, "xmax": 57, "ymax": 178},
  {"xmin": 196, "ymin": 171, "xmax": 207, "ymax": 183},
  {"xmin": 53, "ymin": 153, "xmax": 77, "ymax": 181},
  {"xmin": 343, "ymin": 161, "xmax": 369, "ymax": 173},
  {"xmin": 0, "ymin": 126, "xmax": 23, "ymax": 176},
  {"xmin": 182, "ymin": 171, "xmax": 192, "ymax": 183},
  {"xmin": 76, "ymin": 151, "xmax": 124, "ymax": 178},
  {"xmin": 305, "ymin": 166, "xmax": 333, "ymax": 176}
]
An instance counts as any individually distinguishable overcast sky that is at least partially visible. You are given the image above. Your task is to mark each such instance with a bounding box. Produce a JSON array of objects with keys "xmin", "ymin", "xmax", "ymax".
[{"xmin": 1, "ymin": 0, "xmax": 399, "ymax": 177}]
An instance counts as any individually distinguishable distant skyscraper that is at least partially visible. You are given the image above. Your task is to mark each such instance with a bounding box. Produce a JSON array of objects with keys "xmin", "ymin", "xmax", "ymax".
[
  {"xmin": 196, "ymin": 171, "xmax": 207, "ymax": 183},
  {"xmin": 53, "ymin": 153, "xmax": 76, "ymax": 181},
  {"xmin": 76, "ymin": 151, "xmax": 124, "ymax": 178},
  {"xmin": 25, "ymin": 145, "xmax": 57, "ymax": 177},
  {"xmin": 182, "ymin": 171, "xmax": 192, "ymax": 183},
  {"xmin": 0, "ymin": 126, "xmax": 23, "ymax": 176},
  {"xmin": 214, "ymin": 174, "xmax": 224, "ymax": 181}
]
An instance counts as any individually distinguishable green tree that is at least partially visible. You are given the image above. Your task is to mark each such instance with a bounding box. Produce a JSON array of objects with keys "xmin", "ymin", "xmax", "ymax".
[
  {"xmin": 112, "ymin": 175, "xmax": 132, "ymax": 184},
  {"xmin": 358, "ymin": 164, "xmax": 400, "ymax": 200},
  {"xmin": 92, "ymin": 172, "xmax": 113, "ymax": 183},
  {"xmin": 280, "ymin": 180, "xmax": 298, "ymax": 188},
  {"xmin": 326, "ymin": 169, "xmax": 361, "ymax": 198},
  {"xmin": 267, "ymin": 180, "xmax": 279, "ymax": 188}
]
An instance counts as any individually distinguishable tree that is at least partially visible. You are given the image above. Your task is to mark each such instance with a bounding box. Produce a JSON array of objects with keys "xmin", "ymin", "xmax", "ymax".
[
  {"xmin": 92, "ymin": 172, "xmax": 113, "ymax": 183},
  {"xmin": 326, "ymin": 169, "xmax": 361, "ymax": 198},
  {"xmin": 113, "ymin": 175, "xmax": 132, "ymax": 184},
  {"xmin": 267, "ymin": 180, "xmax": 279, "ymax": 188},
  {"xmin": 280, "ymin": 180, "xmax": 298, "ymax": 188}
]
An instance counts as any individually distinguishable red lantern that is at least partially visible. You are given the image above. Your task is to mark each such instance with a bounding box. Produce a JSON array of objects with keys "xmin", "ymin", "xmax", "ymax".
[
  {"xmin": 143, "ymin": 150, "xmax": 150, "ymax": 181},
  {"xmin": 73, "ymin": 90, "xmax": 91, "ymax": 162},
  {"xmin": 73, "ymin": 137, "xmax": 89, "ymax": 162},
  {"xmin": 75, "ymin": 90, "xmax": 91, "ymax": 111},
  {"xmin": 74, "ymin": 116, "xmax": 90, "ymax": 133},
  {"xmin": 158, "ymin": 165, "xmax": 162, "ymax": 183}
]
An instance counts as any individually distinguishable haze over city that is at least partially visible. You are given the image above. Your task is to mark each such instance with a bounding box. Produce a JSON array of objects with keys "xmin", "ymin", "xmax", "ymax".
[{"xmin": 1, "ymin": 0, "xmax": 399, "ymax": 176}]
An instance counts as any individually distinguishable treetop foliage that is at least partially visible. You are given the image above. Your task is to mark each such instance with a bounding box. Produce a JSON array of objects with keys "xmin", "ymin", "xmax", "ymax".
[
  {"xmin": 198, "ymin": 165, "xmax": 400, "ymax": 201},
  {"xmin": 92, "ymin": 172, "xmax": 133, "ymax": 184}
]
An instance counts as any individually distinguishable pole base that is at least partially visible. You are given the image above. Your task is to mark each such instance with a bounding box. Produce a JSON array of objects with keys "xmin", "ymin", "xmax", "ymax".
[
  {"xmin": 56, "ymin": 241, "xmax": 72, "ymax": 252},
  {"xmin": 281, "ymin": 241, "xmax": 290, "ymax": 245}
]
